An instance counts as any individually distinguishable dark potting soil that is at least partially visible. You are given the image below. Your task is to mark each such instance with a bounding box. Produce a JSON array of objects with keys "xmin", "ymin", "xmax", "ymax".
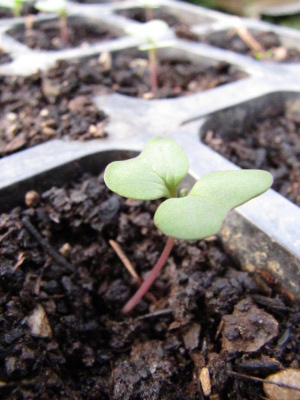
[
  {"xmin": 199, "ymin": 29, "xmax": 300, "ymax": 63},
  {"xmin": 202, "ymin": 110, "xmax": 300, "ymax": 206},
  {"xmin": 0, "ymin": 8, "xmax": 15, "ymax": 19},
  {"xmin": 0, "ymin": 50, "xmax": 12, "ymax": 65},
  {"xmin": 0, "ymin": 52, "xmax": 244, "ymax": 158},
  {"xmin": 0, "ymin": 172, "xmax": 299, "ymax": 399},
  {"xmin": 47, "ymin": 52, "xmax": 246, "ymax": 100},
  {"xmin": 116, "ymin": 7, "xmax": 181, "ymax": 26},
  {"xmin": 8, "ymin": 17, "xmax": 118, "ymax": 51},
  {"xmin": 0, "ymin": 71, "xmax": 108, "ymax": 158}
]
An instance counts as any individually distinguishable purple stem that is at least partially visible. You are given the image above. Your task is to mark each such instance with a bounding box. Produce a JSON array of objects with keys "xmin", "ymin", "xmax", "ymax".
[
  {"xmin": 148, "ymin": 48, "xmax": 158, "ymax": 93},
  {"xmin": 122, "ymin": 237, "xmax": 175, "ymax": 313},
  {"xmin": 59, "ymin": 13, "xmax": 69, "ymax": 45}
]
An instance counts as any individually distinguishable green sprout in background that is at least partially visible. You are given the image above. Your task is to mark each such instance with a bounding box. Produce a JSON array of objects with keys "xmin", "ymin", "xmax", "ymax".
[
  {"xmin": 125, "ymin": 19, "xmax": 169, "ymax": 94},
  {"xmin": 0, "ymin": 0, "xmax": 31, "ymax": 17},
  {"xmin": 35, "ymin": 0, "xmax": 68, "ymax": 44},
  {"xmin": 104, "ymin": 137, "xmax": 273, "ymax": 313}
]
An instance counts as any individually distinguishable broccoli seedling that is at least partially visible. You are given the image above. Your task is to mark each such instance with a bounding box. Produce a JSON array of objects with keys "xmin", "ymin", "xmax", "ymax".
[
  {"xmin": 0, "ymin": 0, "xmax": 30, "ymax": 17},
  {"xmin": 104, "ymin": 137, "xmax": 273, "ymax": 313},
  {"xmin": 35, "ymin": 0, "xmax": 68, "ymax": 44},
  {"xmin": 125, "ymin": 19, "xmax": 169, "ymax": 94}
]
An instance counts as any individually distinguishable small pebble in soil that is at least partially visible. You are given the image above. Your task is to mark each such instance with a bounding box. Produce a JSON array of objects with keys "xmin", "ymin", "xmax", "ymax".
[{"xmin": 27, "ymin": 304, "xmax": 52, "ymax": 338}]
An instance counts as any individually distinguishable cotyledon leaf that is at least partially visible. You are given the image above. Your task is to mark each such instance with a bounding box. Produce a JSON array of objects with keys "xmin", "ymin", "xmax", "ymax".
[
  {"xmin": 104, "ymin": 137, "xmax": 189, "ymax": 200},
  {"xmin": 154, "ymin": 170, "xmax": 273, "ymax": 240},
  {"xmin": 125, "ymin": 19, "xmax": 169, "ymax": 43}
]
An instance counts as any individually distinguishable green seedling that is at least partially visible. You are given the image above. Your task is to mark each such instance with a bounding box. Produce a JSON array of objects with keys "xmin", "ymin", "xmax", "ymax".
[
  {"xmin": 104, "ymin": 137, "xmax": 273, "ymax": 313},
  {"xmin": 125, "ymin": 19, "xmax": 169, "ymax": 94},
  {"xmin": 0, "ymin": 0, "xmax": 31, "ymax": 17},
  {"xmin": 35, "ymin": 0, "xmax": 68, "ymax": 44}
]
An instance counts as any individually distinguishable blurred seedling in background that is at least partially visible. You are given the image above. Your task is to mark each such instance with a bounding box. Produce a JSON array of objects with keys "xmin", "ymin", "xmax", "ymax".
[
  {"xmin": 144, "ymin": 1, "xmax": 160, "ymax": 21},
  {"xmin": 125, "ymin": 19, "xmax": 169, "ymax": 94},
  {"xmin": 104, "ymin": 137, "xmax": 273, "ymax": 313},
  {"xmin": 35, "ymin": 0, "xmax": 68, "ymax": 44},
  {"xmin": 0, "ymin": 0, "xmax": 31, "ymax": 17}
]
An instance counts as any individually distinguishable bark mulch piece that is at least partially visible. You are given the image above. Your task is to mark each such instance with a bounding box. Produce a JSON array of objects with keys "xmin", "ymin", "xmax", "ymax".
[
  {"xmin": 7, "ymin": 17, "xmax": 118, "ymax": 51},
  {"xmin": 198, "ymin": 29, "xmax": 300, "ymax": 63},
  {"xmin": 202, "ymin": 109, "xmax": 300, "ymax": 205},
  {"xmin": 0, "ymin": 70, "xmax": 108, "ymax": 158},
  {"xmin": 0, "ymin": 172, "xmax": 299, "ymax": 399}
]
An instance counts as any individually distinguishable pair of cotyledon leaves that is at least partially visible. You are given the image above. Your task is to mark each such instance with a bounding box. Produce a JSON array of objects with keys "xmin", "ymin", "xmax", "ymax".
[
  {"xmin": 104, "ymin": 137, "xmax": 273, "ymax": 240},
  {"xmin": 125, "ymin": 19, "xmax": 170, "ymax": 51}
]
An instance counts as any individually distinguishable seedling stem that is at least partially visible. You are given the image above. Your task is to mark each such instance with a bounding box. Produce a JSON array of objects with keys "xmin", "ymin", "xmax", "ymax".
[
  {"xmin": 122, "ymin": 237, "xmax": 175, "ymax": 313},
  {"xmin": 104, "ymin": 137, "xmax": 273, "ymax": 314},
  {"xmin": 148, "ymin": 47, "xmax": 158, "ymax": 92}
]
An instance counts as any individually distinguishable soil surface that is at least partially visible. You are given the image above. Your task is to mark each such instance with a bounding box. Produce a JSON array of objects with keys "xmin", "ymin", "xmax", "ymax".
[
  {"xmin": 114, "ymin": 8, "xmax": 300, "ymax": 63},
  {"xmin": 0, "ymin": 51, "xmax": 245, "ymax": 158},
  {"xmin": 0, "ymin": 172, "xmax": 299, "ymax": 399},
  {"xmin": 47, "ymin": 52, "xmax": 246, "ymax": 100},
  {"xmin": 200, "ymin": 29, "xmax": 300, "ymax": 62},
  {"xmin": 0, "ymin": 50, "xmax": 12, "ymax": 65},
  {"xmin": 8, "ymin": 17, "xmax": 118, "ymax": 51},
  {"xmin": 0, "ymin": 71, "xmax": 108, "ymax": 158},
  {"xmin": 116, "ymin": 7, "xmax": 183, "ymax": 27},
  {"xmin": 202, "ymin": 109, "xmax": 300, "ymax": 205}
]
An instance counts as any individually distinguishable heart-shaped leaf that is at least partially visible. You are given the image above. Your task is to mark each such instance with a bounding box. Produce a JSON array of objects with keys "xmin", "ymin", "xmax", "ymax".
[
  {"xmin": 104, "ymin": 137, "xmax": 189, "ymax": 200},
  {"xmin": 154, "ymin": 170, "xmax": 273, "ymax": 240}
]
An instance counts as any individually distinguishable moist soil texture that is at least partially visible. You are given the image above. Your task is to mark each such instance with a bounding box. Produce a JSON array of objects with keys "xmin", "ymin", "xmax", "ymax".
[
  {"xmin": 0, "ymin": 50, "xmax": 12, "ymax": 65},
  {"xmin": 0, "ymin": 70, "xmax": 108, "ymax": 158},
  {"xmin": 0, "ymin": 52, "xmax": 244, "ymax": 158},
  {"xmin": 8, "ymin": 17, "xmax": 118, "ymax": 51},
  {"xmin": 202, "ymin": 109, "xmax": 300, "ymax": 205},
  {"xmin": 0, "ymin": 172, "xmax": 299, "ymax": 399},
  {"xmin": 46, "ymin": 52, "xmax": 246, "ymax": 100},
  {"xmin": 200, "ymin": 30, "xmax": 300, "ymax": 62}
]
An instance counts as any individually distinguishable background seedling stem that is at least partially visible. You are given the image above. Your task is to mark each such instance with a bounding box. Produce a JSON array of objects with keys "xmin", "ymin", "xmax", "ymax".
[{"xmin": 35, "ymin": 0, "xmax": 68, "ymax": 44}]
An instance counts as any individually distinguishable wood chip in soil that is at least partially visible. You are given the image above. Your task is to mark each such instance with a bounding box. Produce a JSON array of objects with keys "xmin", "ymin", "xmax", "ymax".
[
  {"xmin": 203, "ymin": 110, "xmax": 300, "ymax": 205},
  {"xmin": 0, "ymin": 172, "xmax": 299, "ymax": 399}
]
